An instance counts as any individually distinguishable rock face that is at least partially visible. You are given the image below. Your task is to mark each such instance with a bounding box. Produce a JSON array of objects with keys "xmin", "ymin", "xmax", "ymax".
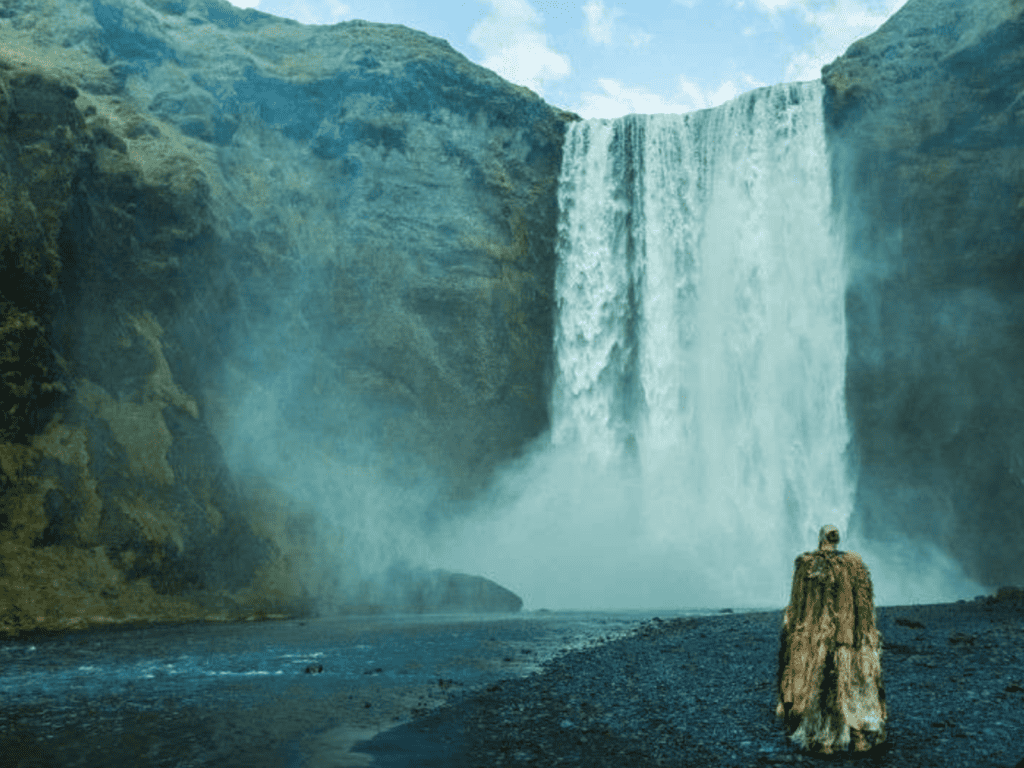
[
  {"xmin": 0, "ymin": 0, "xmax": 564, "ymax": 633},
  {"xmin": 823, "ymin": 0, "xmax": 1024, "ymax": 587}
]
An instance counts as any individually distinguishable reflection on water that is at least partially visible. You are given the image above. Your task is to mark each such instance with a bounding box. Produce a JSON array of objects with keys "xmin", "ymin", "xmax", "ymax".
[
  {"xmin": 0, "ymin": 608, "xmax": 724, "ymax": 703},
  {"xmin": 0, "ymin": 608, "xmax": 729, "ymax": 767}
]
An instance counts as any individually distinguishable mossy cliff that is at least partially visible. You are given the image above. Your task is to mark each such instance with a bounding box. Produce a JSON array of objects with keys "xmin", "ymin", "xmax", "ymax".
[
  {"xmin": 824, "ymin": 0, "xmax": 1024, "ymax": 587},
  {"xmin": 0, "ymin": 0, "xmax": 574, "ymax": 633},
  {"xmin": 6, "ymin": 0, "xmax": 1020, "ymax": 633}
]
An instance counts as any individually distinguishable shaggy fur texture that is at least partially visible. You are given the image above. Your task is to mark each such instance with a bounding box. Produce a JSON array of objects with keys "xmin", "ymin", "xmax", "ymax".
[{"xmin": 776, "ymin": 549, "xmax": 887, "ymax": 753}]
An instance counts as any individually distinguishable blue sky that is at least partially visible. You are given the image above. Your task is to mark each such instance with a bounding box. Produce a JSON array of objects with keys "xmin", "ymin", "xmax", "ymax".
[{"xmin": 224, "ymin": 0, "xmax": 908, "ymax": 118}]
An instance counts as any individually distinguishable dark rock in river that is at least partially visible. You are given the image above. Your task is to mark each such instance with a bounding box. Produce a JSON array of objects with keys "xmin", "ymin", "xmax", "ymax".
[
  {"xmin": 823, "ymin": 0, "xmax": 1024, "ymax": 589},
  {"xmin": 344, "ymin": 567, "xmax": 523, "ymax": 614},
  {"xmin": 0, "ymin": 0, "xmax": 571, "ymax": 634},
  {"xmin": 990, "ymin": 585, "xmax": 1024, "ymax": 604}
]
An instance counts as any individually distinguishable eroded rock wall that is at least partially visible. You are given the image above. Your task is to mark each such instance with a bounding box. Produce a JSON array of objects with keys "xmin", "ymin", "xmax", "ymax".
[
  {"xmin": 823, "ymin": 0, "xmax": 1024, "ymax": 587},
  {"xmin": 0, "ymin": 62, "xmax": 280, "ymax": 632},
  {"xmin": 0, "ymin": 0, "xmax": 570, "ymax": 633}
]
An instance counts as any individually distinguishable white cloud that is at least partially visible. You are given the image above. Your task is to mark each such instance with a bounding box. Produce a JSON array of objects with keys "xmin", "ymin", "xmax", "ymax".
[
  {"xmin": 628, "ymin": 30, "xmax": 654, "ymax": 47},
  {"xmin": 572, "ymin": 73, "xmax": 767, "ymax": 119},
  {"xmin": 574, "ymin": 79, "xmax": 693, "ymax": 119},
  {"xmin": 746, "ymin": 0, "xmax": 911, "ymax": 81},
  {"xmin": 751, "ymin": 0, "xmax": 904, "ymax": 12},
  {"xmin": 469, "ymin": 0, "xmax": 571, "ymax": 96},
  {"xmin": 783, "ymin": 51, "xmax": 828, "ymax": 82},
  {"xmin": 583, "ymin": 1, "xmax": 624, "ymax": 44},
  {"xmin": 678, "ymin": 77, "xmax": 733, "ymax": 109},
  {"xmin": 742, "ymin": 26, "xmax": 757, "ymax": 36},
  {"xmin": 788, "ymin": 1, "xmax": 908, "ymax": 80},
  {"xmin": 240, "ymin": 0, "xmax": 352, "ymax": 24},
  {"xmin": 750, "ymin": 0, "xmax": 798, "ymax": 11},
  {"xmin": 678, "ymin": 73, "xmax": 766, "ymax": 110}
]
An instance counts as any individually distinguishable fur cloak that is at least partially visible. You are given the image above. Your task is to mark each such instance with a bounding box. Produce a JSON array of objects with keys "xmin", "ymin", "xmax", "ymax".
[{"xmin": 776, "ymin": 549, "xmax": 887, "ymax": 753}]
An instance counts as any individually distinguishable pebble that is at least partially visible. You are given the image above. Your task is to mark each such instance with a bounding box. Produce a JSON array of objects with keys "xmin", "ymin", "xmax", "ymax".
[{"xmin": 427, "ymin": 599, "xmax": 1024, "ymax": 767}]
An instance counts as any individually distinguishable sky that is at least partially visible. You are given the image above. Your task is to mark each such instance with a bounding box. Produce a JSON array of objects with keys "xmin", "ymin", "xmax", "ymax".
[{"xmin": 224, "ymin": 0, "xmax": 909, "ymax": 118}]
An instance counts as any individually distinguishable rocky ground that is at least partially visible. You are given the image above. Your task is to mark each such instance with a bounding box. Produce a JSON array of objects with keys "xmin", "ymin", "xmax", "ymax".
[{"xmin": 354, "ymin": 595, "xmax": 1024, "ymax": 768}]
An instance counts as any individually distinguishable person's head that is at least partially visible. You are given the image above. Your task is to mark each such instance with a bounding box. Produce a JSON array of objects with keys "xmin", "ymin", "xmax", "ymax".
[{"xmin": 818, "ymin": 525, "xmax": 840, "ymax": 551}]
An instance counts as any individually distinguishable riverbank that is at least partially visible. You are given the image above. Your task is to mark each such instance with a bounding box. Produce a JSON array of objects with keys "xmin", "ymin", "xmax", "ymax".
[
  {"xmin": 0, "ymin": 609, "xmax": 667, "ymax": 767},
  {"xmin": 2, "ymin": 599, "xmax": 1020, "ymax": 767},
  {"xmin": 353, "ymin": 596, "xmax": 1024, "ymax": 767}
]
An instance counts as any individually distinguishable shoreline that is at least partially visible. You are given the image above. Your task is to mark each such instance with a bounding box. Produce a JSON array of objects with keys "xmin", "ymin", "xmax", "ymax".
[
  {"xmin": 1, "ymin": 597, "xmax": 1020, "ymax": 767},
  {"xmin": 352, "ymin": 596, "xmax": 1024, "ymax": 768},
  {"xmin": 0, "ymin": 608, "xmax": 677, "ymax": 767}
]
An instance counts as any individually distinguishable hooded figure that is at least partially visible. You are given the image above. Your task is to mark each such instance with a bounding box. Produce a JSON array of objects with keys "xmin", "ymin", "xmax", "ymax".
[{"xmin": 776, "ymin": 525, "xmax": 886, "ymax": 753}]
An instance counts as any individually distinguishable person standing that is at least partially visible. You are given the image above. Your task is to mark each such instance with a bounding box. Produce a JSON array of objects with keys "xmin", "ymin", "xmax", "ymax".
[{"xmin": 776, "ymin": 524, "xmax": 887, "ymax": 753}]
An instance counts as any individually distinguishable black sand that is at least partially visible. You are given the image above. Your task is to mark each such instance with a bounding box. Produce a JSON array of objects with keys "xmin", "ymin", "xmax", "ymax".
[{"xmin": 354, "ymin": 599, "xmax": 1024, "ymax": 768}]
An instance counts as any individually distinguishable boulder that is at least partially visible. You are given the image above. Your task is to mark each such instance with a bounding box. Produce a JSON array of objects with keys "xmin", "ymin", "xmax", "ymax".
[
  {"xmin": 344, "ymin": 566, "xmax": 524, "ymax": 614},
  {"xmin": 990, "ymin": 585, "xmax": 1024, "ymax": 604},
  {"xmin": 823, "ymin": 0, "xmax": 1024, "ymax": 588}
]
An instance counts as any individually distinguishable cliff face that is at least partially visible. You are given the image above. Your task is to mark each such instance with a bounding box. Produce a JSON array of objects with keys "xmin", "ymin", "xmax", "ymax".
[
  {"xmin": 823, "ymin": 0, "xmax": 1024, "ymax": 587},
  {"xmin": 0, "ymin": 0, "xmax": 572, "ymax": 633}
]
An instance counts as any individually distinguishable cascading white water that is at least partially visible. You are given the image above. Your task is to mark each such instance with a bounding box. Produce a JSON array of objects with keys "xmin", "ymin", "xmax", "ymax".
[
  {"xmin": 440, "ymin": 82, "xmax": 858, "ymax": 610},
  {"xmin": 553, "ymin": 81, "xmax": 851, "ymax": 596},
  {"xmin": 437, "ymin": 81, "xmax": 986, "ymax": 610}
]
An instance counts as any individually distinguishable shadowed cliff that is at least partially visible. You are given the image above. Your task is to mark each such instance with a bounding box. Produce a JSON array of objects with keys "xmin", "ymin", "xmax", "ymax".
[
  {"xmin": 0, "ymin": 0, "xmax": 572, "ymax": 633},
  {"xmin": 824, "ymin": 0, "xmax": 1024, "ymax": 588}
]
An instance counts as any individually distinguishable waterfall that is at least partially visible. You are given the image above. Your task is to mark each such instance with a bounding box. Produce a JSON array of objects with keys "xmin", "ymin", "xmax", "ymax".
[
  {"xmin": 442, "ymin": 81, "xmax": 856, "ymax": 610},
  {"xmin": 553, "ymin": 80, "xmax": 851, "ymax": 587}
]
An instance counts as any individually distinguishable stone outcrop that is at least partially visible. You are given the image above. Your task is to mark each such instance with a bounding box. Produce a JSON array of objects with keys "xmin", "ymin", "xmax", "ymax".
[
  {"xmin": 348, "ymin": 566, "xmax": 524, "ymax": 614},
  {"xmin": 0, "ymin": 0, "xmax": 564, "ymax": 633},
  {"xmin": 823, "ymin": 0, "xmax": 1024, "ymax": 587}
]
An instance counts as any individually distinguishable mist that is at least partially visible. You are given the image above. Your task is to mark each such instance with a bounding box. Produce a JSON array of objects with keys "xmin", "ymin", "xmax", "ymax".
[
  {"xmin": 433, "ymin": 83, "xmax": 984, "ymax": 612},
  {"xmin": 430, "ymin": 440, "xmax": 984, "ymax": 611},
  {"xmin": 205, "ymin": 80, "xmax": 987, "ymax": 616},
  {"xmin": 204, "ymin": 247, "xmax": 450, "ymax": 611}
]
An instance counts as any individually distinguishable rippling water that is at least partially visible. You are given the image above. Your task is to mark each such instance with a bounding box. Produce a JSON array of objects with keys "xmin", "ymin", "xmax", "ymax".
[{"xmin": 0, "ymin": 609, "xmax": 724, "ymax": 767}]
